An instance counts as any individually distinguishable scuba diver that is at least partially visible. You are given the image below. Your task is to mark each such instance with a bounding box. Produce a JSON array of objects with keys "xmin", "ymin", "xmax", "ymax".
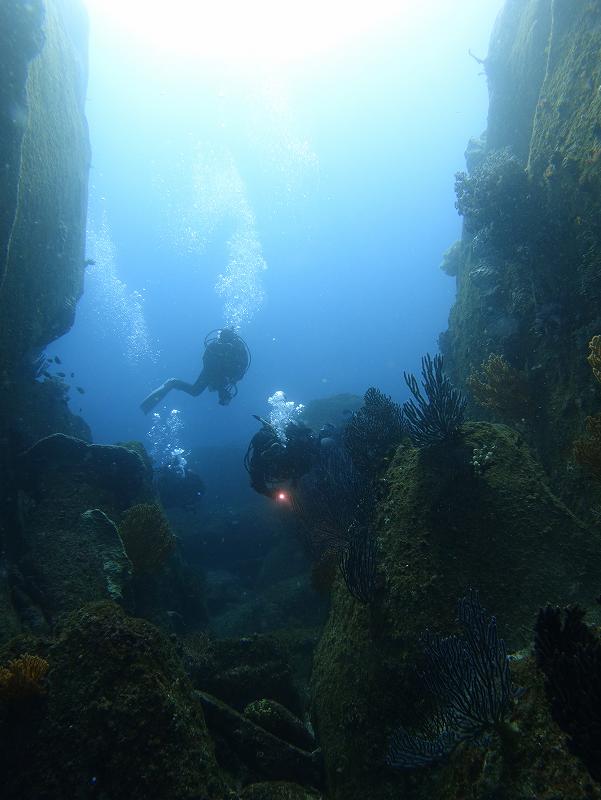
[
  {"xmin": 140, "ymin": 328, "xmax": 250, "ymax": 414},
  {"xmin": 244, "ymin": 415, "xmax": 319, "ymax": 498}
]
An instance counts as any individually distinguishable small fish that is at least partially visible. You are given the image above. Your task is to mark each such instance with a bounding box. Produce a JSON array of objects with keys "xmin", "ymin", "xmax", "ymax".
[
  {"xmin": 54, "ymin": 356, "xmax": 62, "ymax": 364},
  {"xmin": 70, "ymin": 372, "xmax": 75, "ymax": 378},
  {"xmin": 76, "ymin": 386, "xmax": 85, "ymax": 394},
  {"xmin": 56, "ymin": 371, "xmax": 66, "ymax": 378}
]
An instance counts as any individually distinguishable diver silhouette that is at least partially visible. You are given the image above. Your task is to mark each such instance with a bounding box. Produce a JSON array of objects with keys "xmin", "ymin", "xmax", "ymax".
[
  {"xmin": 244, "ymin": 415, "xmax": 318, "ymax": 498},
  {"xmin": 140, "ymin": 328, "xmax": 251, "ymax": 414}
]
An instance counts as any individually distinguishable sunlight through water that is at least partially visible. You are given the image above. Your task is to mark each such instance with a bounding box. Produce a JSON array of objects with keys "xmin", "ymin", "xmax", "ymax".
[{"xmin": 83, "ymin": 0, "xmax": 403, "ymax": 66}]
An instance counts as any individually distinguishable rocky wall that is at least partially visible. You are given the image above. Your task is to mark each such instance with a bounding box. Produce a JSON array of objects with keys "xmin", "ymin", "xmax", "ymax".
[
  {"xmin": 0, "ymin": 0, "xmax": 89, "ymax": 374},
  {"xmin": 441, "ymin": 0, "xmax": 601, "ymax": 499},
  {"xmin": 311, "ymin": 424, "xmax": 601, "ymax": 799}
]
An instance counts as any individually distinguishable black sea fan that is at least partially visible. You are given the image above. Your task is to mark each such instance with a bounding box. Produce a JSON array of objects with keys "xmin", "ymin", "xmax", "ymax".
[
  {"xmin": 343, "ymin": 387, "xmax": 405, "ymax": 477},
  {"xmin": 403, "ymin": 354, "xmax": 466, "ymax": 447},
  {"xmin": 338, "ymin": 525, "xmax": 378, "ymax": 604},
  {"xmin": 386, "ymin": 590, "xmax": 520, "ymax": 769},
  {"xmin": 534, "ymin": 605, "xmax": 601, "ymax": 782},
  {"xmin": 291, "ymin": 446, "xmax": 377, "ymax": 603}
]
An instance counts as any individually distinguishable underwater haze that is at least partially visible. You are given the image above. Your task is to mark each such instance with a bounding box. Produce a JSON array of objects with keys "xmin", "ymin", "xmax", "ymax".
[
  {"xmin": 55, "ymin": 1, "xmax": 503, "ymax": 457},
  {"xmin": 9, "ymin": 1, "xmax": 601, "ymax": 796}
]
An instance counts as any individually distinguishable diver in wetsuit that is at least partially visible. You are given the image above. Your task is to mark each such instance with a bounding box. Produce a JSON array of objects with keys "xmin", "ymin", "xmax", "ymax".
[
  {"xmin": 140, "ymin": 328, "xmax": 250, "ymax": 414},
  {"xmin": 244, "ymin": 416, "xmax": 318, "ymax": 498}
]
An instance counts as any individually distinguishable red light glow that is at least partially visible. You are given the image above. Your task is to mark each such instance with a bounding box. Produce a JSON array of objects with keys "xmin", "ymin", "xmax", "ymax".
[{"xmin": 277, "ymin": 492, "xmax": 287, "ymax": 501}]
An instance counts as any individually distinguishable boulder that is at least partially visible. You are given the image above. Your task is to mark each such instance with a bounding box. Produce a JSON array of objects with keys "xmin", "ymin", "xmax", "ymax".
[
  {"xmin": 311, "ymin": 423, "xmax": 601, "ymax": 799},
  {"xmin": 197, "ymin": 690, "xmax": 322, "ymax": 788},
  {"xmin": 0, "ymin": 602, "xmax": 227, "ymax": 800}
]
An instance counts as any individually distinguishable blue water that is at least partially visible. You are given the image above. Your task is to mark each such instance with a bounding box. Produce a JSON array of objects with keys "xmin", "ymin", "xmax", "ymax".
[{"xmin": 55, "ymin": 3, "xmax": 504, "ymax": 477}]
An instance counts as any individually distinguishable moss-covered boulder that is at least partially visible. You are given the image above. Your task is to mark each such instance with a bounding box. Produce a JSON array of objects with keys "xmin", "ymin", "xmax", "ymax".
[
  {"xmin": 245, "ymin": 698, "xmax": 315, "ymax": 751},
  {"xmin": 241, "ymin": 781, "xmax": 322, "ymax": 800},
  {"xmin": 21, "ymin": 508, "xmax": 131, "ymax": 622},
  {"xmin": 14, "ymin": 435, "xmax": 152, "ymax": 624},
  {"xmin": 198, "ymin": 690, "xmax": 323, "ymax": 787},
  {"xmin": 0, "ymin": 602, "xmax": 227, "ymax": 800},
  {"xmin": 311, "ymin": 423, "xmax": 601, "ymax": 799},
  {"xmin": 184, "ymin": 632, "xmax": 302, "ymax": 714},
  {"xmin": 19, "ymin": 433, "xmax": 151, "ymax": 510}
]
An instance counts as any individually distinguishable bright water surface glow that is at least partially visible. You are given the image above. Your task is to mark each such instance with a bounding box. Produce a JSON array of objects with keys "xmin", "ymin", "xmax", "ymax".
[
  {"xmin": 83, "ymin": 0, "xmax": 404, "ymax": 65},
  {"xmin": 60, "ymin": 0, "xmax": 504, "ymax": 457}
]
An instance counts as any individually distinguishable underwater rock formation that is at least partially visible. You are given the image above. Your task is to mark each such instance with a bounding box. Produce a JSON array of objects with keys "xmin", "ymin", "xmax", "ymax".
[
  {"xmin": 197, "ymin": 690, "xmax": 323, "ymax": 788},
  {"xmin": 12, "ymin": 435, "xmax": 152, "ymax": 627},
  {"xmin": 311, "ymin": 422, "xmax": 601, "ymax": 799},
  {"xmin": 441, "ymin": 0, "xmax": 601, "ymax": 490},
  {"xmin": 0, "ymin": 0, "xmax": 91, "ymax": 642},
  {"xmin": 0, "ymin": 0, "xmax": 90, "ymax": 372},
  {"xmin": 244, "ymin": 698, "xmax": 316, "ymax": 752},
  {"xmin": 0, "ymin": 602, "xmax": 226, "ymax": 800},
  {"xmin": 184, "ymin": 632, "xmax": 303, "ymax": 715},
  {"xmin": 240, "ymin": 783, "xmax": 322, "ymax": 800}
]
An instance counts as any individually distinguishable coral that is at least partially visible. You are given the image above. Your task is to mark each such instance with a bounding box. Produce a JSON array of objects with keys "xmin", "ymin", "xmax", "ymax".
[
  {"xmin": 454, "ymin": 149, "xmax": 533, "ymax": 249},
  {"xmin": 403, "ymin": 354, "xmax": 466, "ymax": 447},
  {"xmin": 588, "ymin": 335, "xmax": 601, "ymax": 384},
  {"xmin": 573, "ymin": 413, "xmax": 601, "ymax": 482},
  {"xmin": 534, "ymin": 604, "xmax": 601, "ymax": 782},
  {"xmin": 467, "ymin": 354, "xmax": 531, "ymax": 424},
  {"xmin": 386, "ymin": 591, "xmax": 520, "ymax": 769},
  {"xmin": 343, "ymin": 387, "xmax": 405, "ymax": 477},
  {"xmin": 0, "ymin": 653, "xmax": 48, "ymax": 704},
  {"xmin": 118, "ymin": 503, "xmax": 175, "ymax": 574}
]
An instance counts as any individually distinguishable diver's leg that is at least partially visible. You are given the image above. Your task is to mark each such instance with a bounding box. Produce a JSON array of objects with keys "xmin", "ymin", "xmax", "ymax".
[
  {"xmin": 140, "ymin": 379, "xmax": 177, "ymax": 414},
  {"xmin": 140, "ymin": 373, "xmax": 209, "ymax": 414}
]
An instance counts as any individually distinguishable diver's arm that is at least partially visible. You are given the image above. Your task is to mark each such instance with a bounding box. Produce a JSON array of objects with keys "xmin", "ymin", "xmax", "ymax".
[{"xmin": 139, "ymin": 372, "xmax": 209, "ymax": 414}]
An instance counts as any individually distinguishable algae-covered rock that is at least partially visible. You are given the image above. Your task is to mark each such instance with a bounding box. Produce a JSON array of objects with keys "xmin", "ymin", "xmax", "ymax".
[
  {"xmin": 528, "ymin": 1, "xmax": 601, "ymax": 186},
  {"xmin": 184, "ymin": 632, "xmax": 302, "ymax": 714},
  {"xmin": 486, "ymin": 0, "xmax": 551, "ymax": 159},
  {"xmin": 19, "ymin": 433, "xmax": 151, "ymax": 508},
  {"xmin": 0, "ymin": 0, "xmax": 45, "ymax": 268},
  {"xmin": 15, "ymin": 435, "xmax": 152, "ymax": 623},
  {"xmin": 442, "ymin": 0, "xmax": 601, "ymax": 495},
  {"xmin": 0, "ymin": 0, "xmax": 90, "ymax": 372},
  {"xmin": 311, "ymin": 423, "xmax": 601, "ymax": 799},
  {"xmin": 198, "ymin": 690, "xmax": 323, "ymax": 788},
  {"xmin": 245, "ymin": 698, "xmax": 315, "ymax": 751},
  {"xmin": 0, "ymin": 562, "xmax": 21, "ymax": 645},
  {"xmin": 18, "ymin": 508, "xmax": 131, "ymax": 621},
  {"xmin": 241, "ymin": 781, "xmax": 322, "ymax": 800},
  {"xmin": 0, "ymin": 602, "xmax": 227, "ymax": 800}
]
